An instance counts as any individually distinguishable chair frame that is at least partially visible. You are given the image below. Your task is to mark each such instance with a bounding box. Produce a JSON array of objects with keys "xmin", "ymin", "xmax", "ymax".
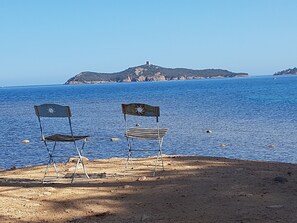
[
  {"xmin": 122, "ymin": 103, "xmax": 168, "ymax": 176},
  {"xmin": 34, "ymin": 103, "xmax": 89, "ymax": 183}
]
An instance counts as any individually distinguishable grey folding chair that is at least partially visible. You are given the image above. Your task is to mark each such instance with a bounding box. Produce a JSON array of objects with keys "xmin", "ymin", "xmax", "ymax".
[
  {"xmin": 34, "ymin": 104, "xmax": 89, "ymax": 183},
  {"xmin": 122, "ymin": 103, "xmax": 168, "ymax": 176}
]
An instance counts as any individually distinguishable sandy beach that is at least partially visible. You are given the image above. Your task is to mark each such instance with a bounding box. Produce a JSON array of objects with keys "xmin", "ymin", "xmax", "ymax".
[{"xmin": 0, "ymin": 155, "xmax": 296, "ymax": 223}]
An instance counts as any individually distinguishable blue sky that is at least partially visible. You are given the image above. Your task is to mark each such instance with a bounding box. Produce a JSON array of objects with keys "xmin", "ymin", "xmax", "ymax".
[{"xmin": 1, "ymin": 0, "xmax": 297, "ymax": 86}]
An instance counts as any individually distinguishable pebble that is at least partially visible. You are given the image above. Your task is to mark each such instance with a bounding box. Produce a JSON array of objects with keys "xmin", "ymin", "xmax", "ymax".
[
  {"xmin": 267, "ymin": 144, "xmax": 276, "ymax": 149},
  {"xmin": 137, "ymin": 176, "xmax": 147, "ymax": 181},
  {"xmin": 21, "ymin": 139, "xmax": 30, "ymax": 144},
  {"xmin": 219, "ymin": 143, "xmax": 227, "ymax": 148},
  {"xmin": 68, "ymin": 156, "xmax": 89, "ymax": 163}
]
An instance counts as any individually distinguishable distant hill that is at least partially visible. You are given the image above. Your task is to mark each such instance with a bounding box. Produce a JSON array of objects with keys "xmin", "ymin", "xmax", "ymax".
[
  {"xmin": 65, "ymin": 62, "xmax": 248, "ymax": 84},
  {"xmin": 274, "ymin": 67, "xmax": 297, "ymax": 75}
]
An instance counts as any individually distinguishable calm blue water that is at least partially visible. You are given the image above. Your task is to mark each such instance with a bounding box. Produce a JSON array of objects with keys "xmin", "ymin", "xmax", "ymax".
[{"xmin": 1, "ymin": 75, "xmax": 297, "ymax": 169}]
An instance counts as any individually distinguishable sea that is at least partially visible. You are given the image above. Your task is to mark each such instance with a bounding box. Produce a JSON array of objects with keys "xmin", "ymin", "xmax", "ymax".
[{"xmin": 1, "ymin": 75, "xmax": 297, "ymax": 169}]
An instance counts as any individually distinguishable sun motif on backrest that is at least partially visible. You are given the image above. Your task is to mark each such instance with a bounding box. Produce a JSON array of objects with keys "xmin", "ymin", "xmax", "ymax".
[
  {"xmin": 135, "ymin": 105, "xmax": 145, "ymax": 115},
  {"xmin": 48, "ymin": 107, "xmax": 55, "ymax": 114}
]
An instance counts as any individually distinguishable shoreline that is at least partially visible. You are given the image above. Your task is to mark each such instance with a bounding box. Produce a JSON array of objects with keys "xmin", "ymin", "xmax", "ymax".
[
  {"xmin": 0, "ymin": 155, "xmax": 296, "ymax": 222},
  {"xmin": 2, "ymin": 154, "xmax": 295, "ymax": 172}
]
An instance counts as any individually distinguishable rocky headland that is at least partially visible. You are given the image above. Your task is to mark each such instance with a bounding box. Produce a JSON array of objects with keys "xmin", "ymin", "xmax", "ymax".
[
  {"xmin": 274, "ymin": 67, "xmax": 297, "ymax": 75},
  {"xmin": 65, "ymin": 62, "xmax": 248, "ymax": 84}
]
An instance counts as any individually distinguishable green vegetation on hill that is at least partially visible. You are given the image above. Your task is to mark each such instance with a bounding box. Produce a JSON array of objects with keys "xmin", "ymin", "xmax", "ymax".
[
  {"xmin": 274, "ymin": 67, "xmax": 297, "ymax": 75},
  {"xmin": 65, "ymin": 63, "xmax": 248, "ymax": 84}
]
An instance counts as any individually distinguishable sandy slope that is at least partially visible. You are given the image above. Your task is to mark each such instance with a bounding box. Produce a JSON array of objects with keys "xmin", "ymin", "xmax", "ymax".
[{"xmin": 0, "ymin": 156, "xmax": 296, "ymax": 223}]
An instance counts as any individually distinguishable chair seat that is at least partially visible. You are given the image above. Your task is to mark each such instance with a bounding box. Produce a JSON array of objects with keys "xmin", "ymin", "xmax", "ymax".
[
  {"xmin": 125, "ymin": 128, "xmax": 168, "ymax": 140},
  {"xmin": 45, "ymin": 134, "xmax": 88, "ymax": 142}
]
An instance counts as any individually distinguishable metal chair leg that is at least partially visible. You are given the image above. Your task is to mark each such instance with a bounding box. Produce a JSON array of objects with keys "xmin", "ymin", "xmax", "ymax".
[{"xmin": 71, "ymin": 140, "xmax": 89, "ymax": 183}]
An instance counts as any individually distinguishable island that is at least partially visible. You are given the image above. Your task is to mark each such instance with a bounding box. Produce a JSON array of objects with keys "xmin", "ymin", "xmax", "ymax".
[
  {"xmin": 65, "ymin": 62, "xmax": 248, "ymax": 84},
  {"xmin": 274, "ymin": 67, "xmax": 297, "ymax": 75}
]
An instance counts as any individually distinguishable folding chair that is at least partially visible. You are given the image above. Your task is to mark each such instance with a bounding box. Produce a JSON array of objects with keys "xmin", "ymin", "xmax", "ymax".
[
  {"xmin": 34, "ymin": 104, "xmax": 89, "ymax": 183},
  {"xmin": 122, "ymin": 103, "xmax": 168, "ymax": 176}
]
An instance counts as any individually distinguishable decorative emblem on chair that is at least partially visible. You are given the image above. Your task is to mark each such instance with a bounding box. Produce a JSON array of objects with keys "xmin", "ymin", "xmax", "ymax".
[
  {"xmin": 48, "ymin": 107, "xmax": 55, "ymax": 114},
  {"xmin": 136, "ymin": 105, "xmax": 145, "ymax": 115}
]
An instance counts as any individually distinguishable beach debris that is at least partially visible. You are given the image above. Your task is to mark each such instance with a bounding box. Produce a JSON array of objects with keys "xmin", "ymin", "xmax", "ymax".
[
  {"xmin": 135, "ymin": 123, "xmax": 141, "ymax": 127},
  {"xmin": 123, "ymin": 185, "xmax": 133, "ymax": 189},
  {"xmin": 273, "ymin": 176, "xmax": 288, "ymax": 183},
  {"xmin": 21, "ymin": 139, "xmax": 30, "ymax": 144},
  {"xmin": 111, "ymin": 137, "xmax": 120, "ymax": 142},
  {"xmin": 206, "ymin": 129, "xmax": 212, "ymax": 134}
]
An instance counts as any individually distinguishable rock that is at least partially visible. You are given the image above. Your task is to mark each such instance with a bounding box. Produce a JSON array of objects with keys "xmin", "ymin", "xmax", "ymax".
[
  {"xmin": 137, "ymin": 176, "xmax": 147, "ymax": 181},
  {"xmin": 9, "ymin": 166, "xmax": 16, "ymax": 170},
  {"xmin": 267, "ymin": 144, "xmax": 276, "ymax": 149},
  {"xmin": 111, "ymin": 137, "xmax": 120, "ymax": 142},
  {"xmin": 273, "ymin": 176, "xmax": 288, "ymax": 183},
  {"xmin": 21, "ymin": 139, "xmax": 30, "ymax": 144},
  {"xmin": 67, "ymin": 156, "xmax": 89, "ymax": 163}
]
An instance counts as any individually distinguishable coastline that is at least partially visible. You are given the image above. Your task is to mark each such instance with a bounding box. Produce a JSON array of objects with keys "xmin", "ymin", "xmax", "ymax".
[{"xmin": 0, "ymin": 155, "xmax": 296, "ymax": 222}]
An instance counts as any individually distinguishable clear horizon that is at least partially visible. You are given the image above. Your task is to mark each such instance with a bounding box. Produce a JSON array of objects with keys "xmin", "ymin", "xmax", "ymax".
[{"xmin": 1, "ymin": 0, "xmax": 297, "ymax": 87}]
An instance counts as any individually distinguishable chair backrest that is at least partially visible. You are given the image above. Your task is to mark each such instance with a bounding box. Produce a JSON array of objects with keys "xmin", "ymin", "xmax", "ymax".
[
  {"xmin": 34, "ymin": 104, "xmax": 72, "ymax": 118},
  {"xmin": 122, "ymin": 103, "xmax": 161, "ymax": 129},
  {"xmin": 122, "ymin": 103, "xmax": 160, "ymax": 117},
  {"xmin": 34, "ymin": 104, "xmax": 73, "ymax": 140}
]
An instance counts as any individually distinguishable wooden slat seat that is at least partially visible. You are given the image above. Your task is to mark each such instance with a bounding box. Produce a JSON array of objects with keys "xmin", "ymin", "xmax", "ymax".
[{"xmin": 126, "ymin": 128, "xmax": 168, "ymax": 140}]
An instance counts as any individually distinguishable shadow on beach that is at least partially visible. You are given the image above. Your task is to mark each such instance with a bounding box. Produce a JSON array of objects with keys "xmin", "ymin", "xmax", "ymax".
[{"xmin": 0, "ymin": 156, "xmax": 296, "ymax": 223}]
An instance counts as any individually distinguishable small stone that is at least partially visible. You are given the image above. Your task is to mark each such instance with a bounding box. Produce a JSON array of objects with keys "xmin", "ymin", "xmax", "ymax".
[
  {"xmin": 111, "ymin": 137, "xmax": 120, "ymax": 142},
  {"xmin": 67, "ymin": 156, "xmax": 89, "ymax": 163},
  {"xmin": 267, "ymin": 144, "xmax": 276, "ymax": 149},
  {"xmin": 21, "ymin": 139, "xmax": 30, "ymax": 144},
  {"xmin": 137, "ymin": 176, "xmax": 147, "ymax": 181},
  {"xmin": 9, "ymin": 166, "xmax": 16, "ymax": 170}
]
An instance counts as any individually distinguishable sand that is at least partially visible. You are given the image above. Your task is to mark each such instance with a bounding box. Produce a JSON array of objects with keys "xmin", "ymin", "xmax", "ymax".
[{"xmin": 0, "ymin": 155, "xmax": 296, "ymax": 223}]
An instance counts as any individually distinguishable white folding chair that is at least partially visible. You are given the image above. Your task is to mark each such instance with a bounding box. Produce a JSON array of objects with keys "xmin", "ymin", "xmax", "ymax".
[
  {"xmin": 122, "ymin": 103, "xmax": 168, "ymax": 176},
  {"xmin": 34, "ymin": 104, "xmax": 89, "ymax": 183}
]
